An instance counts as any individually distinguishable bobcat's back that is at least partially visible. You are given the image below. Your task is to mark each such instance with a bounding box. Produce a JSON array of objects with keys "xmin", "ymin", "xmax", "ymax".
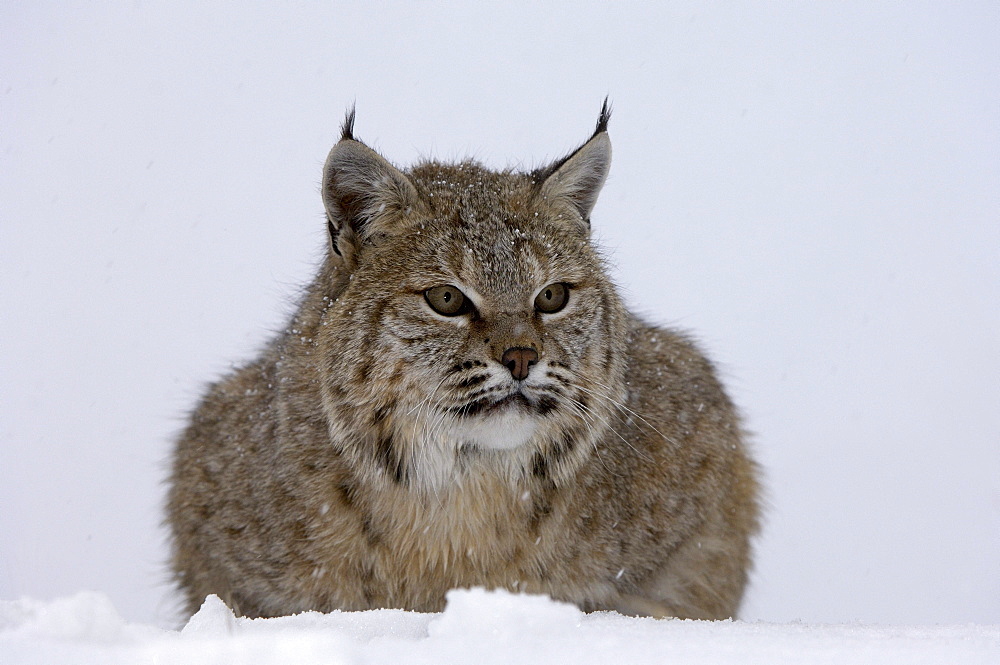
[{"xmin": 167, "ymin": 105, "xmax": 759, "ymax": 620}]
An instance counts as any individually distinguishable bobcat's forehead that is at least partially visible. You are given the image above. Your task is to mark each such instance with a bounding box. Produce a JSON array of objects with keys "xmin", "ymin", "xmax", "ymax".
[
  {"xmin": 454, "ymin": 223, "xmax": 585, "ymax": 301},
  {"xmin": 386, "ymin": 168, "xmax": 601, "ymax": 303}
]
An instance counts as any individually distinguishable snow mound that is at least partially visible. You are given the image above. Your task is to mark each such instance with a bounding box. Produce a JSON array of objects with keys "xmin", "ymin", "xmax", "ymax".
[{"xmin": 1, "ymin": 589, "xmax": 997, "ymax": 664}]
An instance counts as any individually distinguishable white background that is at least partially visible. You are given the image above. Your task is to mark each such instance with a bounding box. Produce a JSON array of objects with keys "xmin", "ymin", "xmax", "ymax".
[{"xmin": 2, "ymin": 3, "xmax": 997, "ymax": 627}]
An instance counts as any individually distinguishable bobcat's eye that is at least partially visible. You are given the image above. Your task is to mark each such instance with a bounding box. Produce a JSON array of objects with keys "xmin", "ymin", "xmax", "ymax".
[
  {"xmin": 534, "ymin": 283, "xmax": 569, "ymax": 313},
  {"xmin": 425, "ymin": 285, "xmax": 470, "ymax": 316}
]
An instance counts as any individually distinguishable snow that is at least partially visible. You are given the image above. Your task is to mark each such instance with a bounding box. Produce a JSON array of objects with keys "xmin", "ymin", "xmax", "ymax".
[
  {"xmin": 2, "ymin": 0, "xmax": 999, "ymax": 640},
  {"xmin": 2, "ymin": 590, "xmax": 996, "ymax": 665}
]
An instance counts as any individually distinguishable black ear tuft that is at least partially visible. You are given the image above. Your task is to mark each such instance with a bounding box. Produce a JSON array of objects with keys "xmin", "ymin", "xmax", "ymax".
[
  {"xmin": 593, "ymin": 97, "xmax": 612, "ymax": 137},
  {"xmin": 341, "ymin": 105, "xmax": 357, "ymax": 141},
  {"xmin": 535, "ymin": 101, "xmax": 613, "ymax": 226},
  {"xmin": 322, "ymin": 129, "xmax": 422, "ymax": 264}
]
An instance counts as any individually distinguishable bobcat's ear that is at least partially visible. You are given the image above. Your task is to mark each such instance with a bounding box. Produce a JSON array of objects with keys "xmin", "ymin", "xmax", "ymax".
[
  {"xmin": 322, "ymin": 108, "xmax": 421, "ymax": 264},
  {"xmin": 537, "ymin": 100, "xmax": 612, "ymax": 229}
]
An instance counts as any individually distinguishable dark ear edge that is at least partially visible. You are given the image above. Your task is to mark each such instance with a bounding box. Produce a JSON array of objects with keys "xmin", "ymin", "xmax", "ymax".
[
  {"xmin": 326, "ymin": 106, "xmax": 358, "ymax": 255},
  {"xmin": 534, "ymin": 98, "xmax": 611, "ymax": 185},
  {"xmin": 534, "ymin": 98, "xmax": 613, "ymax": 226}
]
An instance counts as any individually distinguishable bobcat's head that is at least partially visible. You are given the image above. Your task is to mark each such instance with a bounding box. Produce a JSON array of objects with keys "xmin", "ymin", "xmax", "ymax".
[{"xmin": 314, "ymin": 103, "xmax": 628, "ymax": 489}]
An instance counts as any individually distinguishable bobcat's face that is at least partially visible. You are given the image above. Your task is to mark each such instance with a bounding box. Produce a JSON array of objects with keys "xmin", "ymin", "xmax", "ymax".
[
  {"xmin": 386, "ymin": 207, "xmax": 618, "ymax": 434},
  {"xmin": 317, "ymin": 111, "xmax": 621, "ymax": 486}
]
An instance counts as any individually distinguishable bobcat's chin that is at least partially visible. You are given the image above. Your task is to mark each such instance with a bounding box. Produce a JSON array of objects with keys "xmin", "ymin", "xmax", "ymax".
[{"xmin": 449, "ymin": 396, "xmax": 541, "ymax": 451}]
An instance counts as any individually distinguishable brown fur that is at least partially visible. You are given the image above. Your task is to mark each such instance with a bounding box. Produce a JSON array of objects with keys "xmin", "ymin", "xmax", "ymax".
[{"xmin": 167, "ymin": 104, "xmax": 760, "ymax": 620}]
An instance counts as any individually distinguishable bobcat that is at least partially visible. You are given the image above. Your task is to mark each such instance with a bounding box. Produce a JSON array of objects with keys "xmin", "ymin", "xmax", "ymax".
[{"xmin": 167, "ymin": 102, "xmax": 760, "ymax": 620}]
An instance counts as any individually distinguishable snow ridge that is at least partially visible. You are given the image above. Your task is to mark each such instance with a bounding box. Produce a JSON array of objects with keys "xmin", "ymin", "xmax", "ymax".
[{"xmin": 2, "ymin": 589, "xmax": 997, "ymax": 664}]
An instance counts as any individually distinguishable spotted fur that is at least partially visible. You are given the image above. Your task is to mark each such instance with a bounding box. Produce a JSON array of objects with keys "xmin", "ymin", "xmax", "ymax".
[{"xmin": 167, "ymin": 104, "xmax": 760, "ymax": 620}]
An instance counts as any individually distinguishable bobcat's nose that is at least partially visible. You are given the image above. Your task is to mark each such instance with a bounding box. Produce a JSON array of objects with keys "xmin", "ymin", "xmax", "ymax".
[{"xmin": 501, "ymin": 347, "xmax": 538, "ymax": 381}]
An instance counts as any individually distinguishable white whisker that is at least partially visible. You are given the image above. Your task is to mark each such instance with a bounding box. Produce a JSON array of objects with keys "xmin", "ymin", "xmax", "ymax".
[
  {"xmin": 565, "ymin": 398, "xmax": 619, "ymax": 475},
  {"xmin": 558, "ymin": 366, "xmax": 682, "ymax": 449},
  {"xmin": 565, "ymin": 390, "xmax": 653, "ymax": 463}
]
